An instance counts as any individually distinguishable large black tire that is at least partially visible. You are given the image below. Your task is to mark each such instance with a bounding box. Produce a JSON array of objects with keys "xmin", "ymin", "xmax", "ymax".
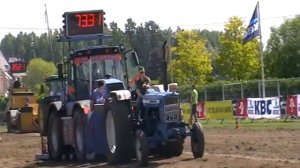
[
  {"xmin": 73, "ymin": 108, "xmax": 86, "ymax": 161},
  {"xmin": 191, "ymin": 122, "xmax": 205, "ymax": 158},
  {"xmin": 159, "ymin": 139, "xmax": 184, "ymax": 157},
  {"xmin": 168, "ymin": 139, "xmax": 184, "ymax": 156},
  {"xmin": 6, "ymin": 112, "xmax": 12, "ymax": 133},
  {"xmin": 47, "ymin": 111, "xmax": 63, "ymax": 160},
  {"xmin": 105, "ymin": 95, "xmax": 133, "ymax": 164},
  {"xmin": 38, "ymin": 105, "xmax": 46, "ymax": 136},
  {"xmin": 135, "ymin": 130, "xmax": 148, "ymax": 167}
]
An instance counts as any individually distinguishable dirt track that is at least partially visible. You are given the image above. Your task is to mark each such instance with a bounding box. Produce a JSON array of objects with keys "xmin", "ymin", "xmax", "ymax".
[{"xmin": 0, "ymin": 127, "xmax": 300, "ymax": 168}]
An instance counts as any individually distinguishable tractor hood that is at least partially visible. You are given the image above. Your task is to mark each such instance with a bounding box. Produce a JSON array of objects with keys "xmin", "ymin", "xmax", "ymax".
[{"xmin": 142, "ymin": 89, "xmax": 179, "ymax": 105}]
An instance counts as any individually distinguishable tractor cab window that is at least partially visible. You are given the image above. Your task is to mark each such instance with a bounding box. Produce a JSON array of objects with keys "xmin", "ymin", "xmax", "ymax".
[
  {"xmin": 47, "ymin": 79, "xmax": 63, "ymax": 97},
  {"xmin": 74, "ymin": 62, "xmax": 90, "ymax": 100},
  {"xmin": 73, "ymin": 53, "xmax": 125, "ymax": 100}
]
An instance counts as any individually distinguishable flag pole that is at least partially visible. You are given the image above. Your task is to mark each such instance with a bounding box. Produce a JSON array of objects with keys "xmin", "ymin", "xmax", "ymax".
[
  {"xmin": 45, "ymin": 4, "xmax": 54, "ymax": 63},
  {"xmin": 257, "ymin": 1, "xmax": 265, "ymax": 98}
]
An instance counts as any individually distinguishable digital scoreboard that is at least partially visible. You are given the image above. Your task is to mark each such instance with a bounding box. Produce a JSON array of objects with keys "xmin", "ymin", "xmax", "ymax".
[
  {"xmin": 9, "ymin": 61, "xmax": 26, "ymax": 73},
  {"xmin": 63, "ymin": 10, "xmax": 104, "ymax": 37}
]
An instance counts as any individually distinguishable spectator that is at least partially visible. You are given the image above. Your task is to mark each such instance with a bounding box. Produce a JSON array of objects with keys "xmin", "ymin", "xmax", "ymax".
[{"xmin": 189, "ymin": 85, "xmax": 198, "ymax": 124}]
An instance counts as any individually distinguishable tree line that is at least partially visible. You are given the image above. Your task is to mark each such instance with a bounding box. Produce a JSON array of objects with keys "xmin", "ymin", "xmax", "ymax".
[{"xmin": 1, "ymin": 16, "xmax": 300, "ymax": 90}]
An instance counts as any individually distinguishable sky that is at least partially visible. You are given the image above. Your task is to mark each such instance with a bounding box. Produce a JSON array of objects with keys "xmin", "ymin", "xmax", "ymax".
[{"xmin": 0, "ymin": 0, "xmax": 299, "ymax": 45}]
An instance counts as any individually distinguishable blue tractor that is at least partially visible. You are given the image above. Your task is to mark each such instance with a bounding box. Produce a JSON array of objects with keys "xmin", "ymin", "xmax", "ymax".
[
  {"xmin": 133, "ymin": 88, "xmax": 205, "ymax": 166},
  {"xmin": 132, "ymin": 42, "xmax": 205, "ymax": 166}
]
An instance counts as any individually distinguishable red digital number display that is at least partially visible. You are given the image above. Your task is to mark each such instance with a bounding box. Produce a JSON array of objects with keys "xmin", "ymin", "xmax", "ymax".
[
  {"xmin": 65, "ymin": 10, "xmax": 104, "ymax": 37},
  {"xmin": 9, "ymin": 61, "xmax": 26, "ymax": 73}
]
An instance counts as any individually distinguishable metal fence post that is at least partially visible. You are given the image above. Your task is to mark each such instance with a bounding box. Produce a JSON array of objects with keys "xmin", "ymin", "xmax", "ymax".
[
  {"xmin": 222, "ymin": 85, "xmax": 225, "ymax": 100},
  {"xmin": 258, "ymin": 80, "xmax": 261, "ymax": 98},
  {"xmin": 277, "ymin": 80, "xmax": 280, "ymax": 97},
  {"xmin": 241, "ymin": 83, "xmax": 244, "ymax": 99},
  {"xmin": 204, "ymin": 87, "xmax": 207, "ymax": 101}
]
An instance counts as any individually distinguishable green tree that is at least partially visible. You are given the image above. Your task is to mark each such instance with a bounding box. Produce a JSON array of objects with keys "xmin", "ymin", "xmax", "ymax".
[
  {"xmin": 0, "ymin": 33, "xmax": 16, "ymax": 59},
  {"xmin": 216, "ymin": 16, "xmax": 260, "ymax": 80},
  {"xmin": 264, "ymin": 16, "xmax": 300, "ymax": 78},
  {"xmin": 171, "ymin": 30, "xmax": 212, "ymax": 86},
  {"xmin": 24, "ymin": 58, "xmax": 57, "ymax": 93}
]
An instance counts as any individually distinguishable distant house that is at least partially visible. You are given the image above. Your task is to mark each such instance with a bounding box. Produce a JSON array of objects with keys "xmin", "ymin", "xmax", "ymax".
[{"xmin": 0, "ymin": 50, "xmax": 11, "ymax": 96}]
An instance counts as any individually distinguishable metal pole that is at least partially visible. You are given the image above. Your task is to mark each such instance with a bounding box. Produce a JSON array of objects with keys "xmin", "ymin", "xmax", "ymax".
[
  {"xmin": 258, "ymin": 2, "xmax": 265, "ymax": 98},
  {"xmin": 204, "ymin": 87, "xmax": 207, "ymax": 101},
  {"xmin": 222, "ymin": 85, "xmax": 225, "ymax": 100},
  {"xmin": 277, "ymin": 80, "xmax": 281, "ymax": 97},
  {"xmin": 241, "ymin": 83, "xmax": 244, "ymax": 99},
  {"xmin": 45, "ymin": 4, "xmax": 54, "ymax": 63},
  {"xmin": 169, "ymin": 33, "xmax": 173, "ymax": 83},
  {"xmin": 31, "ymin": 35, "xmax": 36, "ymax": 58},
  {"xmin": 258, "ymin": 80, "xmax": 261, "ymax": 98}
]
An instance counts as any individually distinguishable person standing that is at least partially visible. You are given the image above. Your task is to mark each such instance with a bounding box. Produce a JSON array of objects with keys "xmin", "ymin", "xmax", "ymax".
[{"xmin": 190, "ymin": 85, "xmax": 198, "ymax": 124}]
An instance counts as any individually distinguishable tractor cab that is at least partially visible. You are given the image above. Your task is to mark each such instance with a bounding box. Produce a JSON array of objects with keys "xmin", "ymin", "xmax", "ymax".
[{"xmin": 61, "ymin": 45, "xmax": 140, "ymax": 102}]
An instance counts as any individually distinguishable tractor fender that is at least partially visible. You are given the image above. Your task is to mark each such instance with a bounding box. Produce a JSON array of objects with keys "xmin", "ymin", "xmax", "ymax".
[
  {"xmin": 72, "ymin": 100, "xmax": 91, "ymax": 115},
  {"xmin": 49, "ymin": 101, "xmax": 63, "ymax": 112},
  {"xmin": 110, "ymin": 90, "xmax": 131, "ymax": 101},
  {"xmin": 42, "ymin": 101, "xmax": 63, "ymax": 135}
]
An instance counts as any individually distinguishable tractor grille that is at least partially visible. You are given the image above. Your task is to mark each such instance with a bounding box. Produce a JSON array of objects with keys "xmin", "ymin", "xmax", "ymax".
[
  {"xmin": 165, "ymin": 96, "xmax": 179, "ymax": 105},
  {"xmin": 164, "ymin": 104, "xmax": 180, "ymax": 122}
]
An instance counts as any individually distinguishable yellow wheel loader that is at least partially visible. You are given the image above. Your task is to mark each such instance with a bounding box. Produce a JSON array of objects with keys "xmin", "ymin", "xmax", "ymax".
[{"xmin": 6, "ymin": 86, "xmax": 39, "ymax": 133}]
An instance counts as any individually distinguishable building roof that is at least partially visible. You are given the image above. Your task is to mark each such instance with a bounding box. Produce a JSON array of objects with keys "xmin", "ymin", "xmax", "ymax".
[{"xmin": 0, "ymin": 50, "xmax": 9, "ymax": 71}]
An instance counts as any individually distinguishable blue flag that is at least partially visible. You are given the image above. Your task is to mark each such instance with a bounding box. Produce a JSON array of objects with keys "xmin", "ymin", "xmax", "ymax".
[{"xmin": 243, "ymin": 2, "xmax": 260, "ymax": 44}]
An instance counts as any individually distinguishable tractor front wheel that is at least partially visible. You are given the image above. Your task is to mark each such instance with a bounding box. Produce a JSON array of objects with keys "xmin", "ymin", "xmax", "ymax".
[{"xmin": 191, "ymin": 122, "xmax": 205, "ymax": 158}]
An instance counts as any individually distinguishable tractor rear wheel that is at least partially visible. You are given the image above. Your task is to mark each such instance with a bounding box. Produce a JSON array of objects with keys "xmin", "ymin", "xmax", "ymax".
[
  {"xmin": 38, "ymin": 105, "xmax": 46, "ymax": 136},
  {"xmin": 73, "ymin": 108, "xmax": 86, "ymax": 161},
  {"xmin": 135, "ymin": 130, "xmax": 148, "ymax": 166},
  {"xmin": 191, "ymin": 122, "xmax": 205, "ymax": 158},
  {"xmin": 168, "ymin": 139, "xmax": 184, "ymax": 156},
  {"xmin": 105, "ymin": 95, "xmax": 133, "ymax": 164},
  {"xmin": 159, "ymin": 139, "xmax": 184, "ymax": 157},
  {"xmin": 47, "ymin": 111, "xmax": 63, "ymax": 160}
]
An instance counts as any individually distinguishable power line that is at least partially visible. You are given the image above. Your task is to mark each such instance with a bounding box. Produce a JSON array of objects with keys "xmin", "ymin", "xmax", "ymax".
[
  {"xmin": 0, "ymin": 14, "xmax": 297, "ymax": 32},
  {"xmin": 0, "ymin": 27, "xmax": 47, "ymax": 30}
]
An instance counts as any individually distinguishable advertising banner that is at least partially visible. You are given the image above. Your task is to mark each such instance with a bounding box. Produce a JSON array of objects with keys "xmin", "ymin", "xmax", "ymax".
[
  {"xmin": 205, "ymin": 100, "xmax": 232, "ymax": 119},
  {"xmin": 235, "ymin": 99, "xmax": 248, "ymax": 118},
  {"xmin": 286, "ymin": 95, "xmax": 300, "ymax": 117},
  {"xmin": 197, "ymin": 102, "xmax": 205, "ymax": 119},
  {"xmin": 247, "ymin": 97, "xmax": 281, "ymax": 119}
]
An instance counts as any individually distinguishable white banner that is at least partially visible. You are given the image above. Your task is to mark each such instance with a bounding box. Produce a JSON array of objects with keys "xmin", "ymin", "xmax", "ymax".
[
  {"xmin": 297, "ymin": 95, "xmax": 300, "ymax": 117},
  {"xmin": 247, "ymin": 97, "xmax": 281, "ymax": 119}
]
